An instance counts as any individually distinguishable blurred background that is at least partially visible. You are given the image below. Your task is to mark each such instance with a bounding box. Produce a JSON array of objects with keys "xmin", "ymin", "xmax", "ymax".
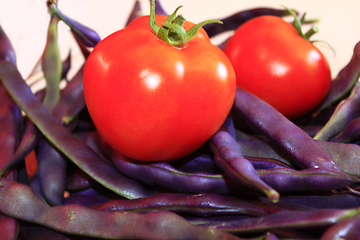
[{"xmin": 0, "ymin": 0, "xmax": 359, "ymax": 83}]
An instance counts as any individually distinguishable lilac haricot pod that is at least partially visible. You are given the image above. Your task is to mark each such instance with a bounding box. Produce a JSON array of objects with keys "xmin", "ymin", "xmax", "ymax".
[
  {"xmin": 320, "ymin": 212, "xmax": 360, "ymax": 240},
  {"xmin": 316, "ymin": 140, "xmax": 360, "ymax": 177},
  {"xmin": 314, "ymin": 80, "xmax": 360, "ymax": 141},
  {"xmin": 203, "ymin": 7, "xmax": 293, "ymax": 38},
  {"xmin": 237, "ymin": 139, "xmax": 296, "ymax": 168},
  {"xmin": 0, "ymin": 25, "xmax": 16, "ymax": 66},
  {"xmin": 330, "ymin": 116, "xmax": 360, "ymax": 143},
  {"xmin": 95, "ymin": 192, "xmax": 305, "ymax": 217},
  {"xmin": 316, "ymin": 41, "xmax": 360, "ymax": 112},
  {"xmin": 210, "ymin": 130, "xmax": 279, "ymax": 203},
  {"xmin": 279, "ymin": 192, "xmax": 360, "ymax": 209},
  {"xmin": 37, "ymin": 139, "xmax": 67, "ymax": 206},
  {"xmin": 153, "ymin": 0, "xmax": 168, "ymax": 16},
  {"xmin": 0, "ymin": 61, "xmax": 150, "ymax": 199},
  {"xmin": 52, "ymin": 64, "xmax": 85, "ymax": 124},
  {"xmin": 0, "ymin": 178, "xmax": 243, "ymax": 240},
  {"xmin": 245, "ymin": 156, "xmax": 292, "ymax": 170},
  {"xmin": 47, "ymin": 2, "xmax": 101, "ymax": 48},
  {"xmin": 191, "ymin": 207, "xmax": 360, "ymax": 236},
  {"xmin": 21, "ymin": 225, "xmax": 70, "ymax": 240},
  {"xmin": 238, "ymin": 137, "xmax": 360, "ymax": 177},
  {"xmin": 126, "ymin": 0, "xmax": 143, "ymax": 26},
  {"xmin": 220, "ymin": 113, "xmax": 237, "ymax": 139},
  {"xmin": 233, "ymin": 87, "xmax": 340, "ymax": 172}
]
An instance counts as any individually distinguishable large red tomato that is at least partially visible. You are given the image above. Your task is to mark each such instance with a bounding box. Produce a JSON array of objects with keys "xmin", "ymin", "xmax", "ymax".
[
  {"xmin": 224, "ymin": 15, "xmax": 331, "ymax": 119},
  {"xmin": 83, "ymin": 15, "xmax": 236, "ymax": 161}
]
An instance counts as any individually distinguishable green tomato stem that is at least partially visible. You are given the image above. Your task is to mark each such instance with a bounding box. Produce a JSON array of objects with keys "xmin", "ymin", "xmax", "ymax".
[
  {"xmin": 149, "ymin": 0, "xmax": 222, "ymax": 48},
  {"xmin": 304, "ymin": 25, "xmax": 319, "ymax": 40}
]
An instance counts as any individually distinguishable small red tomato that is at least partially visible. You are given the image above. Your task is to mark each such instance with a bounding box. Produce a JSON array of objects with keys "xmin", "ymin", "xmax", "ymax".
[
  {"xmin": 224, "ymin": 15, "xmax": 331, "ymax": 119},
  {"xmin": 83, "ymin": 13, "xmax": 236, "ymax": 161}
]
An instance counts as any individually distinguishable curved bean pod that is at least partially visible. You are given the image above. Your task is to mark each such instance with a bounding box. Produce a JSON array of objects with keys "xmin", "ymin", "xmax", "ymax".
[
  {"xmin": 238, "ymin": 137, "xmax": 360, "ymax": 177},
  {"xmin": 316, "ymin": 41, "xmax": 360, "ymax": 112},
  {"xmin": 0, "ymin": 178, "xmax": 242, "ymax": 240},
  {"xmin": 210, "ymin": 130, "xmax": 279, "ymax": 202},
  {"xmin": 314, "ymin": 81, "xmax": 360, "ymax": 141},
  {"xmin": 37, "ymin": 140, "xmax": 67, "ymax": 206},
  {"xmin": 0, "ymin": 25, "xmax": 16, "ymax": 66},
  {"xmin": 203, "ymin": 8, "xmax": 293, "ymax": 38},
  {"xmin": 280, "ymin": 192, "xmax": 360, "ymax": 209},
  {"xmin": 104, "ymin": 135, "xmax": 358, "ymax": 194},
  {"xmin": 95, "ymin": 193, "xmax": 303, "ymax": 217},
  {"xmin": 41, "ymin": 16, "xmax": 62, "ymax": 112},
  {"xmin": 330, "ymin": 116, "xmax": 360, "ymax": 143},
  {"xmin": 52, "ymin": 64, "xmax": 85, "ymax": 123},
  {"xmin": 126, "ymin": 1, "xmax": 143, "ymax": 26},
  {"xmin": 47, "ymin": 3, "xmax": 101, "ymax": 48},
  {"xmin": 320, "ymin": 213, "xmax": 360, "ymax": 240},
  {"xmin": 0, "ymin": 60, "xmax": 150, "ymax": 199},
  {"xmin": 21, "ymin": 225, "xmax": 70, "ymax": 240},
  {"xmin": 193, "ymin": 207, "xmax": 360, "ymax": 235},
  {"xmin": 233, "ymin": 87, "xmax": 340, "ymax": 172}
]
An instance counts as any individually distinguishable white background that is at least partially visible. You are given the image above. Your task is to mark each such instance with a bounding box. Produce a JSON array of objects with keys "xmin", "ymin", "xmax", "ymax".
[{"xmin": 0, "ymin": 0, "xmax": 359, "ymax": 82}]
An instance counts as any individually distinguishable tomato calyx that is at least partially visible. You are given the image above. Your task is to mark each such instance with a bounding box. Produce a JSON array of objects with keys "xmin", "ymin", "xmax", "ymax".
[
  {"xmin": 149, "ymin": 0, "xmax": 222, "ymax": 48},
  {"xmin": 284, "ymin": 6, "xmax": 336, "ymax": 55}
]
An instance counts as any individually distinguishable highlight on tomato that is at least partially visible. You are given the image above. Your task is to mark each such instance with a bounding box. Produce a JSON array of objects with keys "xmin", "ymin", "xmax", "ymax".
[
  {"xmin": 83, "ymin": 0, "xmax": 236, "ymax": 161},
  {"xmin": 224, "ymin": 8, "xmax": 332, "ymax": 119}
]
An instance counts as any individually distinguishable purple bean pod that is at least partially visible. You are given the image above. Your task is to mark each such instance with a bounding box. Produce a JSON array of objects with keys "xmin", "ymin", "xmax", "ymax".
[
  {"xmin": 0, "ymin": 119, "xmax": 39, "ymax": 177},
  {"xmin": 320, "ymin": 212, "xmax": 360, "ymax": 239},
  {"xmin": 191, "ymin": 207, "xmax": 360, "ymax": 236},
  {"xmin": 330, "ymin": 116, "xmax": 360, "ymax": 143},
  {"xmin": 210, "ymin": 130, "xmax": 279, "ymax": 203},
  {"xmin": 203, "ymin": 8, "xmax": 293, "ymax": 38},
  {"xmin": 66, "ymin": 166, "xmax": 93, "ymax": 191},
  {"xmin": 316, "ymin": 140, "xmax": 360, "ymax": 177},
  {"xmin": 0, "ymin": 84, "xmax": 21, "ymax": 173},
  {"xmin": 153, "ymin": 0, "xmax": 168, "ymax": 16},
  {"xmin": 0, "ymin": 88, "xmax": 44, "ymax": 176},
  {"xmin": 0, "ymin": 60, "xmax": 150, "ymax": 199},
  {"xmin": 280, "ymin": 192, "xmax": 360, "ymax": 209},
  {"xmin": 237, "ymin": 138, "xmax": 296, "ymax": 168},
  {"xmin": 0, "ymin": 178, "xmax": 242, "ymax": 240},
  {"xmin": 221, "ymin": 113, "xmax": 237, "ymax": 139},
  {"xmin": 71, "ymin": 31, "xmax": 91, "ymax": 59},
  {"xmin": 94, "ymin": 192, "xmax": 304, "ymax": 217},
  {"xmin": 21, "ymin": 225, "xmax": 70, "ymax": 240},
  {"xmin": 103, "ymin": 134, "xmax": 359, "ymax": 194},
  {"xmin": 37, "ymin": 140, "xmax": 67, "ymax": 206},
  {"xmin": 314, "ymin": 81, "xmax": 360, "ymax": 141},
  {"xmin": 64, "ymin": 185, "xmax": 123, "ymax": 208},
  {"xmin": 52, "ymin": 64, "xmax": 85, "ymax": 124},
  {"xmin": 316, "ymin": 41, "xmax": 360, "ymax": 112},
  {"xmin": 238, "ymin": 137, "xmax": 360, "ymax": 177},
  {"xmin": 245, "ymin": 156, "xmax": 292, "ymax": 170},
  {"xmin": 47, "ymin": 2, "xmax": 101, "ymax": 48},
  {"xmin": 170, "ymin": 151, "xmax": 218, "ymax": 174},
  {"xmin": 0, "ymin": 25, "xmax": 16, "ymax": 66},
  {"xmin": 257, "ymin": 168, "xmax": 359, "ymax": 193},
  {"xmin": 126, "ymin": 0, "xmax": 143, "ymax": 26},
  {"xmin": 233, "ymin": 87, "xmax": 340, "ymax": 172},
  {"xmin": 61, "ymin": 50, "xmax": 71, "ymax": 81}
]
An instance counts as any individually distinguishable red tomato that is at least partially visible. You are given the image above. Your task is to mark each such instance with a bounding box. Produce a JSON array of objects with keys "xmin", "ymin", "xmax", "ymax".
[
  {"xmin": 83, "ymin": 15, "xmax": 236, "ymax": 161},
  {"xmin": 224, "ymin": 15, "xmax": 331, "ymax": 119}
]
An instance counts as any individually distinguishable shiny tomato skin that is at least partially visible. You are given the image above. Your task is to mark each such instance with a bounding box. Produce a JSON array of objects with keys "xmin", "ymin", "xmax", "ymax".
[
  {"xmin": 224, "ymin": 15, "xmax": 331, "ymax": 119},
  {"xmin": 83, "ymin": 15, "xmax": 236, "ymax": 161}
]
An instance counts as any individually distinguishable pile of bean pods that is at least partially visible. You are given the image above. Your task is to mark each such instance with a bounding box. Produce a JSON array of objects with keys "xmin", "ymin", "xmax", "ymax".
[{"xmin": 1, "ymin": 0, "xmax": 360, "ymax": 239}]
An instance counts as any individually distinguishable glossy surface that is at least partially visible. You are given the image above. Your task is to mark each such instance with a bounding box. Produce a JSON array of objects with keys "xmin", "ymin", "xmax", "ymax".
[
  {"xmin": 83, "ymin": 15, "xmax": 236, "ymax": 161},
  {"xmin": 224, "ymin": 15, "xmax": 332, "ymax": 119}
]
